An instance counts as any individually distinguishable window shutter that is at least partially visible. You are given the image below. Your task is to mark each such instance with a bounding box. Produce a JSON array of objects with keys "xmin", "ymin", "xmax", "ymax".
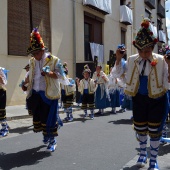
[
  {"xmin": 8, "ymin": 0, "xmax": 30, "ymax": 56},
  {"xmin": 31, "ymin": 0, "xmax": 51, "ymax": 52}
]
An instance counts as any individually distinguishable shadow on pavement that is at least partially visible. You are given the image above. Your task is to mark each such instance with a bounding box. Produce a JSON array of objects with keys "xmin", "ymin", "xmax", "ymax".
[
  {"xmin": 94, "ymin": 111, "xmax": 111, "ymax": 117},
  {"xmin": 122, "ymin": 165, "xmax": 140, "ymax": 170},
  {"xmin": 108, "ymin": 119, "xmax": 133, "ymax": 125},
  {"xmin": 159, "ymin": 143, "xmax": 170, "ymax": 156},
  {"xmin": 9, "ymin": 125, "xmax": 33, "ymax": 134},
  {"xmin": 63, "ymin": 116, "xmax": 88, "ymax": 123},
  {"xmin": 0, "ymin": 145, "xmax": 50, "ymax": 170}
]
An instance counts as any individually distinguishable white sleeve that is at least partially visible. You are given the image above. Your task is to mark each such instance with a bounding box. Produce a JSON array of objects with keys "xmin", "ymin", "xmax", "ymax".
[
  {"xmin": 0, "ymin": 68, "xmax": 7, "ymax": 85},
  {"xmin": 111, "ymin": 60, "xmax": 128, "ymax": 79}
]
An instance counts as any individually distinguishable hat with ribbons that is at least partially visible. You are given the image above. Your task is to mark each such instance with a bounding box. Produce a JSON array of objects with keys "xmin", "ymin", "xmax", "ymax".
[{"xmin": 82, "ymin": 64, "xmax": 91, "ymax": 75}]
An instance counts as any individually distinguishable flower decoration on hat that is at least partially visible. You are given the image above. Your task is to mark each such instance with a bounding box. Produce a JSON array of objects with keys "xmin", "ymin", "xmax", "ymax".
[
  {"xmin": 133, "ymin": 18, "xmax": 158, "ymax": 50},
  {"xmin": 27, "ymin": 27, "xmax": 46, "ymax": 54},
  {"xmin": 83, "ymin": 64, "xmax": 91, "ymax": 74},
  {"xmin": 84, "ymin": 64, "xmax": 89, "ymax": 70},
  {"xmin": 141, "ymin": 18, "xmax": 150, "ymax": 29}
]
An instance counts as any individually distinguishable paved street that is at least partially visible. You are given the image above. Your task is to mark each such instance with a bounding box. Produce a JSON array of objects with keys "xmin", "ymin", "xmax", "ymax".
[{"xmin": 0, "ymin": 106, "xmax": 170, "ymax": 170}]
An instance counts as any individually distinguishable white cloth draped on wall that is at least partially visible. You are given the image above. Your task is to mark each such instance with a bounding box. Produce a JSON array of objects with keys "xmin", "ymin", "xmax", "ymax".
[
  {"xmin": 90, "ymin": 42, "xmax": 104, "ymax": 63},
  {"xmin": 83, "ymin": 0, "xmax": 112, "ymax": 14},
  {"xmin": 159, "ymin": 30, "xmax": 166, "ymax": 43},
  {"xmin": 149, "ymin": 24, "xmax": 158, "ymax": 38},
  {"xmin": 120, "ymin": 5, "xmax": 133, "ymax": 24}
]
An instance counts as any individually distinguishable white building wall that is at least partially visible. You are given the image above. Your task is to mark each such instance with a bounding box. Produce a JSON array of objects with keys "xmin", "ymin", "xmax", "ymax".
[
  {"xmin": 0, "ymin": 1, "xmax": 30, "ymax": 105},
  {"xmin": 50, "ymin": 0, "xmax": 74, "ymax": 76},
  {"xmin": 0, "ymin": 0, "xmax": 168, "ymax": 105}
]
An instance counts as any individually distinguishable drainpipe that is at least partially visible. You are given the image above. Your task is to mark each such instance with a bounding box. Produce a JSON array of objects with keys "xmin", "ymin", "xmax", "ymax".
[{"xmin": 73, "ymin": 0, "xmax": 76, "ymax": 79}]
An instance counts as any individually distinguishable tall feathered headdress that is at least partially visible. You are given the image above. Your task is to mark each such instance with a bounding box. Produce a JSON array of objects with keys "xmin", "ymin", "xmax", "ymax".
[{"xmin": 27, "ymin": 27, "xmax": 46, "ymax": 54}]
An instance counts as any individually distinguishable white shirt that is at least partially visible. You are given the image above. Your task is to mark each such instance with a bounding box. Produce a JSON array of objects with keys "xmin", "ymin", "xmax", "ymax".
[
  {"xmin": 84, "ymin": 79, "xmax": 89, "ymax": 89},
  {"xmin": 138, "ymin": 57, "xmax": 152, "ymax": 76},
  {"xmin": 33, "ymin": 54, "xmax": 46, "ymax": 91}
]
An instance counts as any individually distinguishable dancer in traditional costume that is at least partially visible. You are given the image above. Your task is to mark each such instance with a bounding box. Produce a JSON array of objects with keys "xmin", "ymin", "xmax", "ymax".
[
  {"xmin": 22, "ymin": 28, "xmax": 69, "ymax": 152},
  {"xmin": 112, "ymin": 18, "xmax": 170, "ymax": 170},
  {"xmin": 107, "ymin": 67, "xmax": 121, "ymax": 114},
  {"xmin": 92, "ymin": 65, "xmax": 109, "ymax": 115},
  {"xmin": 22, "ymin": 64, "xmax": 33, "ymax": 116},
  {"xmin": 61, "ymin": 62, "xmax": 76, "ymax": 122},
  {"xmin": 76, "ymin": 65, "xmax": 96, "ymax": 119}
]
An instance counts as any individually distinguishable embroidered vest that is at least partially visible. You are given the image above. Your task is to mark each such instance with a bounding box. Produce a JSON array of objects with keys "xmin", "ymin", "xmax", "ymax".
[
  {"xmin": 27, "ymin": 55, "xmax": 61, "ymax": 99},
  {"xmin": 78, "ymin": 78, "xmax": 96, "ymax": 95},
  {"xmin": 125, "ymin": 53, "xmax": 167, "ymax": 99},
  {"xmin": 62, "ymin": 78, "xmax": 76, "ymax": 96}
]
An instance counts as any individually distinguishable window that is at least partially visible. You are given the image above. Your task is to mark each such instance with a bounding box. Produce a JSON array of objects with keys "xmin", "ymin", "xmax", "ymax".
[
  {"xmin": 84, "ymin": 12, "xmax": 103, "ymax": 61},
  {"xmin": 121, "ymin": 28, "xmax": 126, "ymax": 45},
  {"xmin": 121, "ymin": 28, "xmax": 127, "ymax": 60},
  {"xmin": 145, "ymin": 8, "xmax": 152, "ymax": 19},
  {"xmin": 84, "ymin": 23, "xmax": 92, "ymax": 61},
  {"xmin": 120, "ymin": 0, "xmax": 126, "ymax": 5},
  {"xmin": 8, "ymin": 0, "xmax": 51, "ymax": 56},
  {"xmin": 157, "ymin": 0, "xmax": 161, "ymax": 5},
  {"xmin": 157, "ymin": 18, "xmax": 162, "ymax": 30}
]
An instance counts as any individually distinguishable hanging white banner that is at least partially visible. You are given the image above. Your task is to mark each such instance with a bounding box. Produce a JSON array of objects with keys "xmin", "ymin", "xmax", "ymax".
[{"xmin": 83, "ymin": 0, "xmax": 112, "ymax": 14}]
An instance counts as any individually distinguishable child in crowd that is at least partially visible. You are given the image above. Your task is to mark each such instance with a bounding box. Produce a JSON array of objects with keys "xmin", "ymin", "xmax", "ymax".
[
  {"xmin": 76, "ymin": 65, "xmax": 96, "ymax": 119},
  {"xmin": 61, "ymin": 62, "xmax": 76, "ymax": 122},
  {"xmin": 92, "ymin": 65, "xmax": 109, "ymax": 115}
]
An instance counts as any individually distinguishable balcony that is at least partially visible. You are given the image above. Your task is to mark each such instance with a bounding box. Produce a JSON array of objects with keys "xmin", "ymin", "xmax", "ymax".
[
  {"xmin": 157, "ymin": 4, "xmax": 165, "ymax": 18},
  {"xmin": 144, "ymin": 0, "xmax": 155, "ymax": 9},
  {"xmin": 158, "ymin": 30, "xmax": 166, "ymax": 43},
  {"xmin": 83, "ymin": 0, "xmax": 112, "ymax": 15},
  {"xmin": 150, "ymin": 24, "xmax": 158, "ymax": 37},
  {"xmin": 120, "ymin": 5, "xmax": 133, "ymax": 25}
]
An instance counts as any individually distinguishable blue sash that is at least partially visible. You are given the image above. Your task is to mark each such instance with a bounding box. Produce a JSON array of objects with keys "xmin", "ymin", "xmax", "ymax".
[
  {"xmin": 84, "ymin": 89, "xmax": 88, "ymax": 94},
  {"xmin": 33, "ymin": 90, "xmax": 63, "ymax": 137},
  {"xmin": 138, "ymin": 76, "xmax": 148, "ymax": 95}
]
